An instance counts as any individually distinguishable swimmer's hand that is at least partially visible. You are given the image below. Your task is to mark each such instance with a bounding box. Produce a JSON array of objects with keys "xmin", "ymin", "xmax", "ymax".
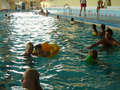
[
  {"xmin": 87, "ymin": 46, "xmax": 92, "ymax": 49},
  {"xmin": 23, "ymin": 52, "xmax": 31, "ymax": 56},
  {"xmin": 87, "ymin": 42, "xmax": 100, "ymax": 49}
]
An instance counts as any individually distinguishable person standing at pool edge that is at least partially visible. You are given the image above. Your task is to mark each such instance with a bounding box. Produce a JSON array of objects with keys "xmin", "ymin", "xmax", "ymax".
[
  {"xmin": 97, "ymin": 0, "xmax": 104, "ymax": 16},
  {"xmin": 80, "ymin": 0, "xmax": 87, "ymax": 16}
]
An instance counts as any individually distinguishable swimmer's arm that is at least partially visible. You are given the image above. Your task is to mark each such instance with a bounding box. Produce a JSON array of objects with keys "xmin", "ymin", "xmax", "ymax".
[
  {"xmin": 114, "ymin": 40, "xmax": 120, "ymax": 46},
  {"xmin": 87, "ymin": 40, "xmax": 102, "ymax": 49}
]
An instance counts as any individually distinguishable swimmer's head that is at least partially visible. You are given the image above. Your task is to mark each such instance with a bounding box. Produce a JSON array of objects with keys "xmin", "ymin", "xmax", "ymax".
[
  {"xmin": 24, "ymin": 42, "xmax": 34, "ymax": 56},
  {"xmin": 56, "ymin": 15, "xmax": 60, "ymax": 19},
  {"xmin": 21, "ymin": 68, "xmax": 40, "ymax": 89},
  {"xmin": 92, "ymin": 24, "xmax": 96, "ymax": 29},
  {"xmin": 101, "ymin": 24, "xmax": 106, "ymax": 30},
  {"xmin": 106, "ymin": 28, "xmax": 113, "ymax": 35},
  {"xmin": 5, "ymin": 14, "xmax": 7, "ymax": 16},
  {"xmin": 71, "ymin": 18, "xmax": 74, "ymax": 21},
  {"xmin": 105, "ymin": 28, "xmax": 113, "ymax": 39},
  {"xmin": 88, "ymin": 50, "xmax": 98, "ymax": 59}
]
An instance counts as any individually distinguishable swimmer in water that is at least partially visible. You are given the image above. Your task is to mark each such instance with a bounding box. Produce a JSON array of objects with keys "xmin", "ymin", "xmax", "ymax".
[
  {"xmin": 92, "ymin": 24, "xmax": 106, "ymax": 37},
  {"xmin": 70, "ymin": 18, "xmax": 79, "ymax": 24},
  {"xmin": 5, "ymin": 14, "xmax": 11, "ymax": 19},
  {"xmin": 85, "ymin": 50, "xmax": 111, "ymax": 74},
  {"xmin": 23, "ymin": 42, "xmax": 34, "ymax": 56},
  {"xmin": 23, "ymin": 42, "xmax": 59, "ymax": 57},
  {"xmin": 85, "ymin": 50, "xmax": 98, "ymax": 64},
  {"xmin": 86, "ymin": 50, "xmax": 110, "ymax": 66},
  {"xmin": 56, "ymin": 15, "xmax": 60, "ymax": 19},
  {"xmin": 88, "ymin": 28, "xmax": 120, "ymax": 51},
  {"xmin": 92, "ymin": 24, "xmax": 98, "ymax": 36},
  {"xmin": 21, "ymin": 68, "xmax": 43, "ymax": 90}
]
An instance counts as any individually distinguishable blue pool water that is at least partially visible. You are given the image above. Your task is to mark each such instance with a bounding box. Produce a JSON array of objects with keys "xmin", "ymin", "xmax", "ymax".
[{"xmin": 0, "ymin": 11, "xmax": 120, "ymax": 90}]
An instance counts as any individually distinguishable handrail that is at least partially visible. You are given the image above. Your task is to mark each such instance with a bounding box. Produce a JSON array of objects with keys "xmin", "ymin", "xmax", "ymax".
[
  {"xmin": 64, "ymin": 3, "xmax": 70, "ymax": 8},
  {"xmin": 64, "ymin": 3, "xmax": 72, "ymax": 16}
]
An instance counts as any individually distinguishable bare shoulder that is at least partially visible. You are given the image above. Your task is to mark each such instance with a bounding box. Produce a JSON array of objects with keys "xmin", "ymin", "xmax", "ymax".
[{"xmin": 112, "ymin": 38, "xmax": 120, "ymax": 46}]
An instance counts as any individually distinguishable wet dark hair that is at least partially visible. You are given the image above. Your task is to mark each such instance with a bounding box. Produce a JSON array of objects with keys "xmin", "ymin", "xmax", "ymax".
[
  {"xmin": 56, "ymin": 15, "xmax": 59, "ymax": 19},
  {"xmin": 5, "ymin": 14, "xmax": 7, "ymax": 16},
  {"xmin": 92, "ymin": 24, "xmax": 96, "ymax": 28},
  {"xmin": 106, "ymin": 28, "xmax": 113, "ymax": 36},
  {"xmin": 34, "ymin": 44, "xmax": 42, "ymax": 56},
  {"xmin": 92, "ymin": 50, "xmax": 98, "ymax": 59},
  {"xmin": 25, "ymin": 68, "xmax": 40, "ymax": 85},
  {"xmin": 71, "ymin": 18, "xmax": 74, "ymax": 21},
  {"xmin": 101, "ymin": 24, "xmax": 106, "ymax": 30},
  {"xmin": 35, "ymin": 44, "xmax": 42, "ymax": 49}
]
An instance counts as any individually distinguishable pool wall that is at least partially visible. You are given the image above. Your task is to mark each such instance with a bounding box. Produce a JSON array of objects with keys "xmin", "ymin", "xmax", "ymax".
[
  {"xmin": 46, "ymin": 0, "xmax": 120, "ymax": 7},
  {"xmin": 47, "ymin": 7, "xmax": 120, "ymax": 29}
]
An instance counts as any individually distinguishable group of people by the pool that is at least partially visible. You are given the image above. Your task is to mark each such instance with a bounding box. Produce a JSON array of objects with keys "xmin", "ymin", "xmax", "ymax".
[
  {"xmin": 21, "ymin": 13, "xmax": 120, "ymax": 89},
  {"xmin": 86, "ymin": 24, "xmax": 120, "ymax": 65},
  {"xmin": 12, "ymin": 5, "xmax": 118, "ymax": 89},
  {"xmin": 80, "ymin": 0, "xmax": 111, "ymax": 16},
  {"xmin": 22, "ymin": 16, "xmax": 120, "ymax": 89},
  {"xmin": 2, "ymin": 1, "xmax": 116, "ymax": 90}
]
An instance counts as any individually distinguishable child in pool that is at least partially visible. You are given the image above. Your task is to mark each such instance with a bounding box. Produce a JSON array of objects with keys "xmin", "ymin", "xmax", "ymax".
[
  {"xmin": 21, "ymin": 68, "xmax": 43, "ymax": 90},
  {"xmin": 85, "ymin": 50, "xmax": 98, "ymax": 64},
  {"xmin": 23, "ymin": 42, "xmax": 34, "ymax": 56},
  {"xmin": 92, "ymin": 24, "xmax": 106, "ymax": 37},
  {"xmin": 85, "ymin": 50, "xmax": 112, "ymax": 74},
  {"xmin": 85, "ymin": 50, "xmax": 108, "ymax": 65},
  {"xmin": 92, "ymin": 24, "xmax": 98, "ymax": 36},
  {"xmin": 23, "ymin": 42, "xmax": 59, "ymax": 57}
]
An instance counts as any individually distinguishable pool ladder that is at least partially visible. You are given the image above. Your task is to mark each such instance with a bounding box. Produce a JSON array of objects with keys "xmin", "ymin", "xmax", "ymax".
[{"xmin": 64, "ymin": 4, "xmax": 72, "ymax": 16}]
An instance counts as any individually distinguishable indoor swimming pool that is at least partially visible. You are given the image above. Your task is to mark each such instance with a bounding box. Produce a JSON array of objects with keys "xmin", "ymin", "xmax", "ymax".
[{"xmin": 0, "ymin": 11, "xmax": 120, "ymax": 90}]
